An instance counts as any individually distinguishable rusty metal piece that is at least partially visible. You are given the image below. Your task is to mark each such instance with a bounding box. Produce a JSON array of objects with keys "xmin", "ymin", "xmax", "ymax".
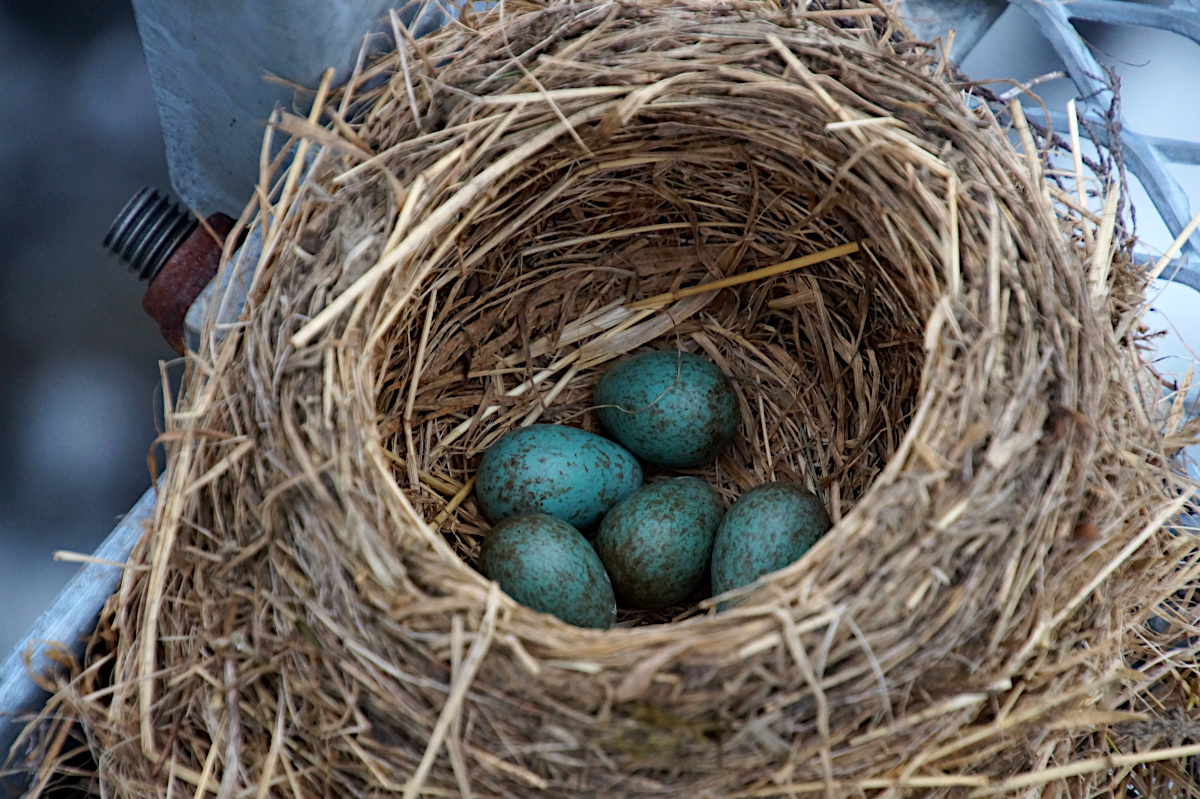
[
  {"xmin": 140, "ymin": 213, "xmax": 234, "ymax": 353},
  {"xmin": 105, "ymin": 187, "xmax": 234, "ymax": 353}
]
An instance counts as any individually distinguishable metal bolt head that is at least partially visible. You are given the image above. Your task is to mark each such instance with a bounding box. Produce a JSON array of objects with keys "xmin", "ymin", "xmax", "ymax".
[{"xmin": 105, "ymin": 187, "xmax": 235, "ymax": 353}]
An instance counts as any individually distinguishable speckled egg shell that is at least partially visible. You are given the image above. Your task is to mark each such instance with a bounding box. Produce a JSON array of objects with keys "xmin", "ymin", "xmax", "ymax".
[
  {"xmin": 594, "ymin": 477, "xmax": 725, "ymax": 609},
  {"xmin": 475, "ymin": 424, "xmax": 642, "ymax": 530},
  {"xmin": 711, "ymin": 482, "xmax": 831, "ymax": 598},
  {"xmin": 595, "ymin": 350, "xmax": 739, "ymax": 468},
  {"xmin": 479, "ymin": 513, "xmax": 617, "ymax": 629}
]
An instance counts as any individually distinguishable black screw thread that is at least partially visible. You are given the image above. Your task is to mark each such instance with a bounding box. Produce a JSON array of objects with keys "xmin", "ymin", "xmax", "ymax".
[{"xmin": 103, "ymin": 187, "xmax": 198, "ymax": 282}]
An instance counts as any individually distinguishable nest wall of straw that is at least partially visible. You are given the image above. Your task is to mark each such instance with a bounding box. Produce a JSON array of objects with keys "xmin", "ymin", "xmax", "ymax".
[{"xmin": 28, "ymin": 1, "xmax": 1200, "ymax": 797}]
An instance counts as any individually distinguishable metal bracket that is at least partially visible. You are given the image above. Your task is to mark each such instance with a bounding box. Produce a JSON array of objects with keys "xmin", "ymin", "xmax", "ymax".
[
  {"xmin": 132, "ymin": 0, "xmax": 456, "ymax": 215},
  {"xmin": 904, "ymin": 0, "xmax": 1200, "ymax": 294},
  {"xmin": 0, "ymin": 480, "xmax": 160, "ymax": 795}
]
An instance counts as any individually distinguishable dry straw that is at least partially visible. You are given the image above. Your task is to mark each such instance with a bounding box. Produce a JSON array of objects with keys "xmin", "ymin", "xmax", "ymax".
[{"xmin": 16, "ymin": 0, "xmax": 1200, "ymax": 796}]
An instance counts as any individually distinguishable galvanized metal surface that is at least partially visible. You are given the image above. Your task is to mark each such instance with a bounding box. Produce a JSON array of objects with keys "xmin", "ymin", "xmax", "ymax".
[
  {"xmin": 132, "ymin": 0, "xmax": 454, "ymax": 215},
  {"xmin": 905, "ymin": 0, "xmax": 1200, "ymax": 289},
  {"xmin": 900, "ymin": 0, "xmax": 1007, "ymax": 60},
  {"xmin": 0, "ymin": 481, "xmax": 160, "ymax": 796}
]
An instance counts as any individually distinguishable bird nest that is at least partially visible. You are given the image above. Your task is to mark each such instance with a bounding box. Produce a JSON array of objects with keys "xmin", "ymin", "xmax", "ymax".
[{"xmin": 20, "ymin": 1, "xmax": 1200, "ymax": 796}]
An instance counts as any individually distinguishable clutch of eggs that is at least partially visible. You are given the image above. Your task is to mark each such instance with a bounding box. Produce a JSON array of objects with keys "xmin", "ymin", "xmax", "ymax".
[{"xmin": 471, "ymin": 349, "xmax": 831, "ymax": 627}]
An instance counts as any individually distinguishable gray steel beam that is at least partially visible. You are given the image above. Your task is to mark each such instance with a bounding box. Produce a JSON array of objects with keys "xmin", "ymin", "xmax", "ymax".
[
  {"xmin": 130, "ymin": 1, "xmax": 453, "ymax": 215},
  {"xmin": 1, "ymin": 480, "xmax": 160, "ymax": 798}
]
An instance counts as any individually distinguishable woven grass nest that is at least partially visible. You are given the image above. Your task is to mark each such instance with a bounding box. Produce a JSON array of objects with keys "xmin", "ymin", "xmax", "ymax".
[{"xmin": 31, "ymin": 1, "xmax": 1200, "ymax": 796}]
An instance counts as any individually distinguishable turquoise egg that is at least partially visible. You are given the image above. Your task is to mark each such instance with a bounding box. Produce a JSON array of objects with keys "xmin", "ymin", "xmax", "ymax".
[
  {"xmin": 475, "ymin": 424, "xmax": 642, "ymax": 529},
  {"xmin": 479, "ymin": 513, "xmax": 617, "ymax": 629},
  {"xmin": 595, "ymin": 350, "xmax": 739, "ymax": 468},
  {"xmin": 711, "ymin": 482, "xmax": 831, "ymax": 598},
  {"xmin": 594, "ymin": 477, "xmax": 725, "ymax": 609}
]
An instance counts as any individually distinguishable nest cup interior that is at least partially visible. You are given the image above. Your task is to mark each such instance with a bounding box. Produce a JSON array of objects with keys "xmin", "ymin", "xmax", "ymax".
[{"xmin": 371, "ymin": 106, "xmax": 933, "ymax": 625}]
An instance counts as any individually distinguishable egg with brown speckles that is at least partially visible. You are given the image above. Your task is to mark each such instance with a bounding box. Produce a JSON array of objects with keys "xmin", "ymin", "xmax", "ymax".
[
  {"xmin": 479, "ymin": 513, "xmax": 617, "ymax": 629},
  {"xmin": 594, "ymin": 477, "xmax": 725, "ymax": 609},
  {"xmin": 711, "ymin": 482, "xmax": 831, "ymax": 600},
  {"xmin": 595, "ymin": 350, "xmax": 739, "ymax": 468},
  {"xmin": 475, "ymin": 424, "xmax": 642, "ymax": 530}
]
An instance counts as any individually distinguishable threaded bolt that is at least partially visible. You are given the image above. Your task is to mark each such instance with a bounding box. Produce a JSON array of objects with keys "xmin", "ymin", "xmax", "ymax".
[{"xmin": 103, "ymin": 187, "xmax": 198, "ymax": 282}]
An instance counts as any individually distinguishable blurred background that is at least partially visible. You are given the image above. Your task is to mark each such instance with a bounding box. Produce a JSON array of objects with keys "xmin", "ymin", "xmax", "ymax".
[
  {"xmin": 0, "ymin": 0, "xmax": 173, "ymax": 652},
  {"xmin": 0, "ymin": 1, "xmax": 1198, "ymax": 656}
]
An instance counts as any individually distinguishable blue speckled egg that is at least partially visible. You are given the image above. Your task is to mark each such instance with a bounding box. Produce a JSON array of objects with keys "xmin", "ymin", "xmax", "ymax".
[
  {"xmin": 711, "ymin": 482, "xmax": 831, "ymax": 598},
  {"xmin": 595, "ymin": 477, "xmax": 725, "ymax": 609},
  {"xmin": 479, "ymin": 513, "xmax": 617, "ymax": 629},
  {"xmin": 475, "ymin": 424, "xmax": 642, "ymax": 529},
  {"xmin": 595, "ymin": 350, "xmax": 739, "ymax": 468}
]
